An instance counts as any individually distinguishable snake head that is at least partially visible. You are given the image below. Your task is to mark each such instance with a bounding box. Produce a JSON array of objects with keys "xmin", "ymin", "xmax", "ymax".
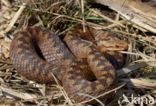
[{"xmin": 97, "ymin": 40, "xmax": 128, "ymax": 52}]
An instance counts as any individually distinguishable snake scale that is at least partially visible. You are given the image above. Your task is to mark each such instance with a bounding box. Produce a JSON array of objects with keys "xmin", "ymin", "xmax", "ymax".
[{"xmin": 9, "ymin": 26, "xmax": 128, "ymax": 103}]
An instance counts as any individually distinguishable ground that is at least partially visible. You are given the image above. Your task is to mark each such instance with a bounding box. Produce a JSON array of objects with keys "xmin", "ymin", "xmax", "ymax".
[{"xmin": 0, "ymin": 0, "xmax": 156, "ymax": 106}]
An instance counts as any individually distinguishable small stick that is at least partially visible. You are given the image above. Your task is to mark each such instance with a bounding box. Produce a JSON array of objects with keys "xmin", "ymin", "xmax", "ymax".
[
  {"xmin": 1, "ymin": 0, "xmax": 11, "ymax": 7},
  {"xmin": 5, "ymin": 2, "xmax": 27, "ymax": 32},
  {"xmin": 0, "ymin": 85, "xmax": 37, "ymax": 100},
  {"xmin": 121, "ymin": 78, "xmax": 156, "ymax": 89}
]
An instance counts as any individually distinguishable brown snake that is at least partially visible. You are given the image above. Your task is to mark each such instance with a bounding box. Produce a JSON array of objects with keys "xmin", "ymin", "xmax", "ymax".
[{"xmin": 9, "ymin": 26, "xmax": 128, "ymax": 103}]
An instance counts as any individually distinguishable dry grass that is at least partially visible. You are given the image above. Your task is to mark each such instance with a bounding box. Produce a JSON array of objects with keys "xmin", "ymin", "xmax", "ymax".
[{"xmin": 0, "ymin": 0, "xmax": 156, "ymax": 106}]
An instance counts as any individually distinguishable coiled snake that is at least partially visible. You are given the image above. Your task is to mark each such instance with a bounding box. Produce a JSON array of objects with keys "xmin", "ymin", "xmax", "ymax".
[{"xmin": 9, "ymin": 26, "xmax": 128, "ymax": 103}]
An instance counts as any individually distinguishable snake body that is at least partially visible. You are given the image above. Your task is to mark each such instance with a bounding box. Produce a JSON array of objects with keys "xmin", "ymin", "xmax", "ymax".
[{"xmin": 9, "ymin": 26, "xmax": 127, "ymax": 103}]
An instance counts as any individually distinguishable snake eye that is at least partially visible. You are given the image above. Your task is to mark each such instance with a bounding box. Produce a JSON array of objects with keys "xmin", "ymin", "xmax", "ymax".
[{"xmin": 116, "ymin": 45, "xmax": 120, "ymax": 48}]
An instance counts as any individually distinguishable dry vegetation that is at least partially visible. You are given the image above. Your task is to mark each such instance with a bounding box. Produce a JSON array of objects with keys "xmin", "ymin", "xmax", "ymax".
[{"xmin": 0, "ymin": 0, "xmax": 156, "ymax": 106}]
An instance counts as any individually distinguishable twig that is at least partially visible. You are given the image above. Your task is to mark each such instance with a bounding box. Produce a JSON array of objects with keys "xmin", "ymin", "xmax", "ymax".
[
  {"xmin": 5, "ymin": 2, "xmax": 27, "ymax": 32},
  {"xmin": 78, "ymin": 93, "xmax": 105, "ymax": 106},
  {"xmin": 81, "ymin": 0, "xmax": 86, "ymax": 32},
  {"xmin": 90, "ymin": 9, "xmax": 125, "ymax": 28},
  {"xmin": 95, "ymin": 0, "xmax": 156, "ymax": 33},
  {"xmin": 50, "ymin": 72, "xmax": 73, "ymax": 105},
  {"xmin": 76, "ymin": 83, "xmax": 126, "ymax": 105},
  {"xmin": 0, "ymin": 85, "xmax": 37, "ymax": 100},
  {"xmin": 117, "ymin": 62, "xmax": 147, "ymax": 77},
  {"xmin": 1, "ymin": 0, "xmax": 11, "ymax": 7},
  {"xmin": 120, "ymin": 78, "xmax": 156, "ymax": 89}
]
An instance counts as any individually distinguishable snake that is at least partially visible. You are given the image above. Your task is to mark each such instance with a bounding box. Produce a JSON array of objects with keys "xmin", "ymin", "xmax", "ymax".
[{"xmin": 9, "ymin": 26, "xmax": 128, "ymax": 103}]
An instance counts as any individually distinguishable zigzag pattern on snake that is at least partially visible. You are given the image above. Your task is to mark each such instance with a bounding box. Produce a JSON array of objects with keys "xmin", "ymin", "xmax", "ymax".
[{"xmin": 9, "ymin": 26, "xmax": 128, "ymax": 103}]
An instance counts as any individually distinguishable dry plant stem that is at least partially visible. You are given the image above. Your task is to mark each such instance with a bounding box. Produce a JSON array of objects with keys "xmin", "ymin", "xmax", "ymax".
[
  {"xmin": 95, "ymin": 0, "xmax": 156, "ymax": 33},
  {"xmin": 101, "ymin": 20, "xmax": 125, "ymax": 29},
  {"xmin": 77, "ymin": 93, "xmax": 105, "ymax": 106},
  {"xmin": 1, "ymin": 0, "xmax": 11, "ymax": 7},
  {"xmin": 113, "ymin": 29, "xmax": 156, "ymax": 48},
  {"xmin": 50, "ymin": 73, "xmax": 73, "ymax": 105},
  {"xmin": 76, "ymin": 83, "xmax": 126, "ymax": 105},
  {"xmin": 33, "ymin": 9, "xmax": 124, "ymax": 30},
  {"xmin": 0, "ymin": 85, "xmax": 37, "ymax": 99},
  {"xmin": 46, "ymin": 1, "xmax": 64, "ymax": 11},
  {"xmin": 20, "ymin": 95, "xmax": 59, "ymax": 102},
  {"xmin": 117, "ymin": 62, "xmax": 147, "ymax": 77},
  {"xmin": 0, "ymin": 60, "xmax": 12, "ymax": 65},
  {"xmin": 81, "ymin": 0, "xmax": 86, "ymax": 32},
  {"xmin": 120, "ymin": 51, "xmax": 156, "ymax": 62},
  {"xmin": 121, "ymin": 78, "xmax": 156, "ymax": 89},
  {"xmin": 36, "ymin": 84, "xmax": 46, "ymax": 96},
  {"xmin": 0, "ymin": 64, "xmax": 13, "ymax": 71},
  {"xmin": 5, "ymin": 2, "xmax": 27, "ymax": 32},
  {"xmin": 90, "ymin": 9, "xmax": 125, "ymax": 28}
]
